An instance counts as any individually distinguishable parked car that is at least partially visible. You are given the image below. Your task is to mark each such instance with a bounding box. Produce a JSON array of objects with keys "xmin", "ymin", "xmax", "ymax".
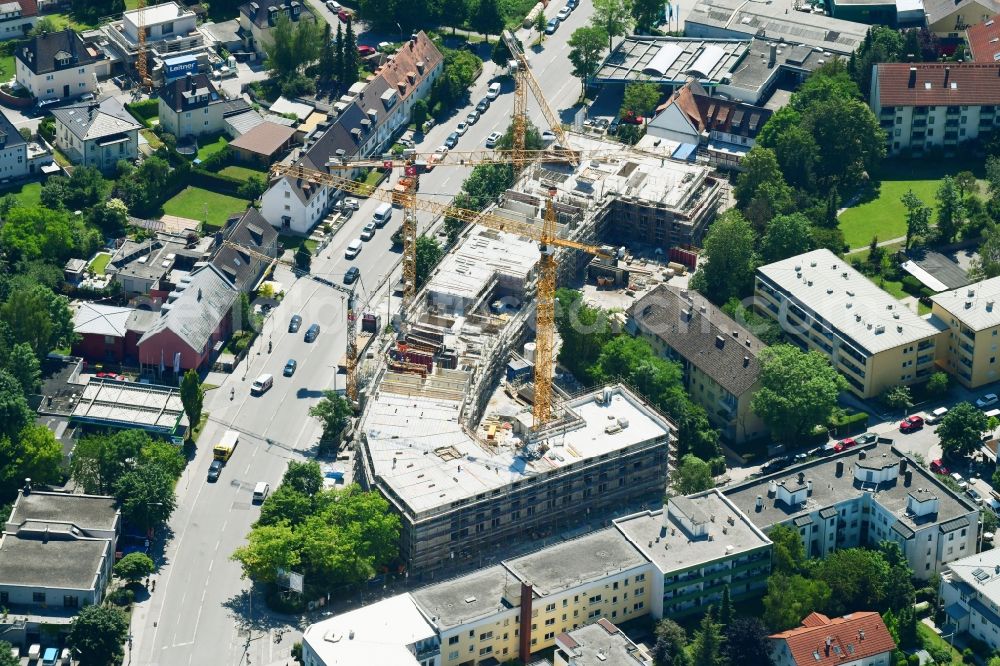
[
  {"xmin": 930, "ymin": 458, "xmax": 950, "ymax": 475},
  {"xmin": 445, "ymin": 132, "xmax": 459, "ymax": 149},
  {"xmin": 854, "ymin": 432, "xmax": 877, "ymax": 446},
  {"xmin": 325, "ymin": 0, "xmax": 342, "ymax": 9},
  {"xmin": 455, "ymin": 121, "xmax": 469, "ymax": 136},
  {"xmin": 977, "ymin": 393, "xmax": 999, "ymax": 409},
  {"xmin": 899, "ymin": 415, "xmax": 925, "ymax": 432},
  {"xmin": 566, "ymin": 0, "xmax": 578, "ymax": 8},
  {"xmin": 476, "ymin": 98, "xmax": 490, "ymax": 114},
  {"xmin": 926, "ymin": 406, "xmax": 949, "ymax": 424},
  {"xmin": 760, "ymin": 456, "xmax": 791, "ymax": 474},
  {"xmin": 207, "ymin": 460, "xmax": 223, "ymax": 482},
  {"xmin": 358, "ymin": 44, "xmax": 377, "ymax": 57},
  {"xmin": 95, "ymin": 372, "xmax": 125, "ymax": 381},
  {"xmin": 342, "ymin": 197, "xmax": 360, "ymax": 210},
  {"xmin": 485, "ymin": 131, "xmax": 502, "ymax": 148},
  {"xmin": 608, "ymin": 117, "xmax": 621, "ymax": 135},
  {"xmin": 951, "ymin": 472, "xmax": 969, "ymax": 490},
  {"xmin": 487, "ymin": 82, "xmax": 501, "ymax": 99},
  {"xmin": 967, "ymin": 487, "xmax": 984, "ymax": 504},
  {"xmin": 466, "ymin": 110, "xmax": 480, "ymax": 125},
  {"xmin": 545, "ymin": 17, "xmax": 559, "ymax": 33},
  {"xmin": 541, "ymin": 129, "xmax": 556, "ymax": 143},
  {"xmin": 344, "ymin": 266, "xmax": 361, "ymax": 284},
  {"xmin": 833, "ymin": 437, "xmax": 858, "ymax": 453},
  {"xmin": 360, "ymin": 222, "xmax": 377, "ymax": 241},
  {"xmin": 304, "ymin": 323, "xmax": 320, "ymax": 342},
  {"xmin": 288, "ymin": 314, "xmax": 302, "ymax": 333},
  {"xmin": 557, "ymin": 6, "xmax": 572, "ymax": 20},
  {"xmin": 283, "ymin": 359, "xmax": 297, "ymax": 376},
  {"xmin": 337, "ymin": 8, "xmax": 352, "ymax": 21}
]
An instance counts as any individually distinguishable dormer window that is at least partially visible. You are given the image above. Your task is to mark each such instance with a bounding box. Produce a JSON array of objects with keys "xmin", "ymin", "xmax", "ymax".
[{"xmin": 54, "ymin": 50, "xmax": 71, "ymax": 68}]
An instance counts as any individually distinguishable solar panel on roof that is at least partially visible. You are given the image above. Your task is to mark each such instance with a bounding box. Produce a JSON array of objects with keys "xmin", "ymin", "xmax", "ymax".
[{"xmin": 974, "ymin": 567, "xmax": 989, "ymax": 581}]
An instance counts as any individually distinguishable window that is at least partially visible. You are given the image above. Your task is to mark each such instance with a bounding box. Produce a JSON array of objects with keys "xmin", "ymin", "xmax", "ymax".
[
  {"xmin": 63, "ymin": 595, "xmax": 79, "ymax": 608},
  {"xmin": 545, "ymin": 603, "xmax": 555, "ymax": 612},
  {"xmin": 479, "ymin": 646, "xmax": 493, "ymax": 656},
  {"xmin": 479, "ymin": 631, "xmax": 493, "ymax": 641},
  {"xmin": 544, "ymin": 631, "xmax": 555, "ymax": 640},
  {"xmin": 545, "ymin": 618, "xmax": 555, "ymax": 626},
  {"xmin": 448, "ymin": 651, "xmax": 459, "ymax": 660},
  {"xmin": 33, "ymin": 592, "xmax": 45, "ymax": 603},
  {"xmin": 448, "ymin": 636, "xmax": 459, "ymax": 645}
]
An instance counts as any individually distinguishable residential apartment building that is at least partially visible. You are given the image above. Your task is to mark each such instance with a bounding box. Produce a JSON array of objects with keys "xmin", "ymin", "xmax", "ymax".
[
  {"xmin": 554, "ymin": 620, "xmax": 653, "ymax": 666},
  {"xmin": 724, "ymin": 442, "xmax": 980, "ymax": 578},
  {"xmin": 924, "ymin": 0, "xmax": 1000, "ymax": 37},
  {"xmin": 260, "ymin": 32, "xmax": 442, "ymax": 232},
  {"xmin": 238, "ymin": 0, "xmax": 314, "ymax": 57},
  {"xmin": 930, "ymin": 277, "xmax": 1000, "ymax": 388},
  {"xmin": 940, "ymin": 548, "xmax": 1000, "ymax": 652},
  {"xmin": 966, "ymin": 14, "xmax": 1000, "ymax": 61},
  {"xmin": 870, "ymin": 63, "xmax": 1000, "ymax": 156},
  {"xmin": 50, "ymin": 98, "xmax": 141, "ymax": 172},
  {"xmin": 769, "ymin": 611, "xmax": 896, "ymax": 666},
  {"xmin": 157, "ymin": 72, "xmax": 226, "ymax": 139},
  {"xmin": 628, "ymin": 285, "xmax": 766, "ymax": 443},
  {"xmin": 301, "ymin": 491, "xmax": 772, "ymax": 666},
  {"xmin": 210, "ymin": 208, "xmax": 278, "ymax": 293},
  {"xmin": 0, "ymin": 106, "xmax": 28, "ymax": 180},
  {"xmin": 0, "ymin": 487, "xmax": 119, "ymax": 641},
  {"xmin": 0, "ymin": 0, "xmax": 37, "ymax": 41},
  {"xmin": 754, "ymin": 248, "xmax": 944, "ymax": 399},
  {"xmin": 358, "ymin": 384, "xmax": 673, "ymax": 577},
  {"xmin": 15, "ymin": 29, "xmax": 100, "ymax": 101},
  {"xmin": 102, "ymin": 1, "xmax": 212, "ymax": 83}
]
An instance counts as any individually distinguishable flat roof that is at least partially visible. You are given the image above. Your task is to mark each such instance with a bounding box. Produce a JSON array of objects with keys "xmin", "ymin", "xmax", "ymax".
[
  {"xmin": 123, "ymin": 2, "xmax": 194, "ymax": 28},
  {"xmin": 557, "ymin": 619, "xmax": 651, "ymax": 666},
  {"xmin": 931, "ymin": 277, "xmax": 1000, "ymax": 332},
  {"xmin": 302, "ymin": 593, "xmax": 434, "ymax": 666},
  {"xmin": 614, "ymin": 490, "xmax": 771, "ymax": 573},
  {"xmin": 724, "ymin": 443, "xmax": 976, "ymax": 534},
  {"xmin": 596, "ymin": 37, "xmax": 749, "ymax": 84},
  {"xmin": 727, "ymin": 40, "xmax": 827, "ymax": 95},
  {"xmin": 757, "ymin": 249, "xmax": 945, "ymax": 354},
  {"xmin": 0, "ymin": 533, "xmax": 110, "ymax": 590},
  {"xmin": 426, "ymin": 226, "xmax": 539, "ymax": 306},
  {"xmin": 944, "ymin": 548, "xmax": 1000, "ymax": 606},
  {"xmin": 684, "ymin": 0, "xmax": 867, "ymax": 55},
  {"xmin": 70, "ymin": 378, "xmax": 188, "ymax": 433},
  {"xmin": 411, "ymin": 565, "xmax": 519, "ymax": 630},
  {"xmin": 903, "ymin": 249, "xmax": 969, "ymax": 292},
  {"xmin": 504, "ymin": 527, "xmax": 648, "ymax": 597},
  {"xmin": 7, "ymin": 491, "xmax": 118, "ymax": 532},
  {"xmin": 363, "ymin": 384, "xmax": 672, "ymax": 517}
]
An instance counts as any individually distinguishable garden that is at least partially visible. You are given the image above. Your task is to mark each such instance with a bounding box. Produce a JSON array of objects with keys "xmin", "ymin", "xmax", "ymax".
[{"xmin": 162, "ymin": 186, "xmax": 251, "ymax": 230}]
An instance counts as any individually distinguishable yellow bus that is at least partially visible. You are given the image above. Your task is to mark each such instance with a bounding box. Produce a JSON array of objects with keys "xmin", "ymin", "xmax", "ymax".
[{"xmin": 213, "ymin": 430, "xmax": 239, "ymax": 462}]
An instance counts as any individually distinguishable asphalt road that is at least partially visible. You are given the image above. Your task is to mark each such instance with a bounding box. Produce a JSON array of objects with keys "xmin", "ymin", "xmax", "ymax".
[{"xmin": 129, "ymin": 4, "xmax": 598, "ymax": 663}]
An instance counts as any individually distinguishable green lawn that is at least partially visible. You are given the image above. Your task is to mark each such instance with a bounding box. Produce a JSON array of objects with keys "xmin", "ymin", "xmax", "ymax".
[
  {"xmin": 44, "ymin": 12, "xmax": 97, "ymax": 31},
  {"xmin": 916, "ymin": 623, "xmax": 962, "ymax": 663},
  {"xmin": 838, "ymin": 159, "xmax": 987, "ymax": 250},
  {"xmin": 0, "ymin": 54, "xmax": 13, "ymax": 82},
  {"xmin": 218, "ymin": 165, "xmax": 267, "ymax": 180},
  {"xmin": 196, "ymin": 135, "xmax": 229, "ymax": 161},
  {"xmin": 278, "ymin": 233, "xmax": 319, "ymax": 254},
  {"xmin": 140, "ymin": 129, "xmax": 163, "ymax": 149},
  {"xmin": 162, "ymin": 187, "xmax": 249, "ymax": 230},
  {"xmin": 89, "ymin": 252, "xmax": 111, "ymax": 275},
  {"xmin": 1, "ymin": 181, "xmax": 41, "ymax": 208}
]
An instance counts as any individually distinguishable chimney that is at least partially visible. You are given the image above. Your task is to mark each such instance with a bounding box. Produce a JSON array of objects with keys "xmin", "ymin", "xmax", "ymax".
[
  {"xmin": 397, "ymin": 81, "xmax": 406, "ymax": 95},
  {"xmin": 908, "ymin": 66, "xmax": 917, "ymax": 88},
  {"xmin": 768, "ymin": 43, "xmax": 776, "ymax": 67},
  {"xmin": 806, "ymin": 479, "xmax": 813, "ymax": 495},
  {"xmin": 519, "ymin": 581, "xmax": 533, "ymax": 663},
  {"xmin": 755, "ymin": 495, "xmax": 763, "ymax": 511},
  {"xmin": 900, "ymin": 459, "xmax": 908, "ymax": 475},
  {"xmin": 944, "ymin": 66, "xmax": 950, "ymax": 86},
  {"xmin": 797, "ymin": 472, "xmax": 805, "ymax": 485},
  {"xmin": 836, "ymin": 461, "xmax": 844, "ymax": 477},
  {"xmin": 859, "ymin": 449, "xmax": 866, "ymax": 460},
  {"xmin": 904, "ymin": 470, "xmax": 913, "ymax": 486},
  {"xmin": 407, "ymin": 71, "xmax": 416, "ymax": 84},
  {"xmin": 743, "ymin": 355, "xmax": 750, "ymax": 368},
  {"xmin": 197, "ymin": 288, "xmax": 202, "ymax": 301}
]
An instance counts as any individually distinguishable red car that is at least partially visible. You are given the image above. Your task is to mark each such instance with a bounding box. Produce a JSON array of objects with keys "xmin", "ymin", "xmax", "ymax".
[
  {"xmin": 930, "ymin": 459, "xmax": 950, "ymax": 475},
  {"xmin": 899, "ymin": 415, "xmax": 925, "ymax": 433},
  {"xmin": 337, "ymin": 8, "xmax": 352, "ymax": 21},
  {"xmin": 358, "ymin": 45, "xmax": 376, "ymax": 56},
  {"xmin": 833, "ymin": 437, "xmax": 857, "ymax": 453},
  {"xmin": 95, "ymin": 372, "xmax": 124, "ymax": 381}
]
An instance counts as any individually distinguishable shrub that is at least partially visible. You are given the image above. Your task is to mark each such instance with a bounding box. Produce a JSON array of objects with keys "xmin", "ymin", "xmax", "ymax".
[
  {"xmin": 925, "ymin": 644, "xmax": 953, "ymax": 663},
  {"xmin": 107, "ymin": 588, "xmax": 135, "ymax": 606},
  {"xmin": 901, "ymin": 275, "xmax": 923, "ymax": 295}
]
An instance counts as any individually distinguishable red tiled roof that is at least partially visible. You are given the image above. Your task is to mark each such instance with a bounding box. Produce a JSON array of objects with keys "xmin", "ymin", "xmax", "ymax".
[
  {"xmin": 769, "ymin": 611, "xmax": 896, "ymax": 666},
  {"xmin": 967, "ymin": 14, "xmax": 1000, "ymax": 62},
  {"xmin": 377, "ymin": 31, "xmax": 443, "ymax": 102},
  {"xmin": 660, "ymin": 79, "xmax": 772, "ymax": 138},
  {"xmin": 19, "ymin": 0, "xmax": 37, "ymax": 17},
  {"xmin": 876, "ymin": 62, "xmax": 1000, "ymax": 106}
]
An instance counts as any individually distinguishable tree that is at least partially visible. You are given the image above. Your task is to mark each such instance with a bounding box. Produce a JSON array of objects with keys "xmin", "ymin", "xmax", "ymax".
[
  {"xmin": 180, "ymin": 369, "xmax": 203, "ymax": 429},
  {"xmin": 491, "ymin": 34, "xmax": 516, "ymax": 67},
  {"xmin": 936, "ymin": 175, "xmax": 963, "ymax": 243},
  {"xmin": 760, "ymin": 213, "xmax": 814, "ymax": 263},
  {"xmin": 937, "ymin": 401, "xmax": 989, "ymax": 458},
  {"xmin": 752, "ymin": 345, "xmax": 846, "ymax": 443},
  {"xmin": 0, "ymin": 370, "xmax": 31, "ymax": 441},
  {"xmin": 632, "ymin": 0, "xmax": 662, "ymax": 32},
  {"xmin": 554, "ymin": 288, "xmax": 611, "ymax": 380},
  {"xmin": 0, "ymin": 206, "xmax": 96, "ymax": 264},
  {"xmin": 591, "ymin": 0, "xmax": 634, "ymax": 49},
  {"xmin": 1, "ymin": 425, "xmax": 63, "ymax": 494},
  {"xmin": 7, "ymin": 342, "xmax": 40, "ymax": 395},
  {"xmin": 718, "ymin": 585, "xmax": 732, "ymax": 627},
  {"xmin": 411, "ymin": 99, "xmax": 428, "ymax": 130},
  {"xmin": 768, "ymin": 524, "xmax": 806, "ymax": 575},
  {"xmin": 87, "ymin": 198, "xmax": 129, "ymax": 236},
  {"xmin": 283, "ymin": 460, "xmax": 324, "ymax": 496},
  {"xmin": 334, "ymin": 22, "xmax": 344, "ymax": 86},
  {"xmin": 28, "ymin": 15, "xmax": 57, "ymax": 36},
  {"xmin": 653, "ymin": 619, "xmax": 690, "ymax": 666},
  {"xmin": 568, "ymin": 27, "xmax": 607, "ymax": 92},
  {"xmin": 690, "ymin": 608, "xmax": 724, "ymax": 666},
  {"xmin": 621, "ymin": 81, "xmax": 661, "ymax": 118},
  {"xmin": 881, "ymin": 385, "xmax": 912, "ymax": 413},
  {"xmin": 534, "ymin": 8, "xmax": 547, "ymax": 43},
  {"xmin": 442, "ymin": 0, "xmax": 469, "ymax": 33},
  {"xmin": 471, "ymin": 0, "xmax": 503, "ymax": 39},
  {"xmin": 294, "ymin": 243, "xmax": 312, "ymax": 271},
  {"xmin": 341, "ymin": 19, "xmax": 358, "ymax": 87},
  {"xmin": 309, "ymin": 390, "xmax": 352, "ymax": 446},
  {"xmin": 115, "ymin": 465, "xmax": 177, "ymax": 531},
  {"xmin": 671, "ymin": 454, "xmax": 713, "ymax": 495},
  {"xmin": 814, "ymin": 548, "xmax": 892, "ymax": 616},
  {"xmin": 263, "ymin": 12, "xmax": 321, "ymax": 83},
  {"xmin": 231, "ymin": 522, "xmax": 301, "ymax": 582},
  {"xmin": 497, "ymin": 119, "xmax": 544, "ymax": 152},
  {"xmin": 68, "ymin": 604, "xmax": 129, "ymax": 666},
  {"xmin": 723, "ymin": 617, "xmax": 771, "ymax": 666},
  {"xmin": 1, "ymin": 283, "xmax": 75, "ymax": 358},
  {"xmin": 237, "ymin": 174, "xmax": 267, "ymax": 200},
  {"xmin": 771, "ymin": 125, "xmax": 819, "ymax": 192},
  {"xmin": 415, "ymin": 235, "xmax": 443, "ymax": 288},
  {"xmin": 955, "ymin": 170, "xmax": 978, "ymax": 201},
  {"xmin": 926, "ymin": 371, "xmax": 950, "ymax": 396},
  {"xmin": 319, "ymin": 22, "xmax": 336, "ymax": 84},
  {"xmin": 763, "ymin": 573, "xmax": 832, "ymax": 631},
  {"xmin": 734, "ymin": 147, "xmax": 791, "ymax": 222},
  {"xmin": 0, "ymin": 641, "xmax": 18, "ymax": 666},
  {"xmin": 113, "ymin": 552, "xmax": 155, "ymax": 583},
  {"xmin": 689, "ymin": 210, "xmax": 758, "ymax": 304},
  {"xmin": 801, "ymin": 94, "xmax": 885, "ymax": 191}
]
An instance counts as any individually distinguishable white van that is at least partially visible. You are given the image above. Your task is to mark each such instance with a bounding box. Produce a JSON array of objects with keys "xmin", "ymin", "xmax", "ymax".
[
  {"xmin": 345, "ymin": 239, "xmax": 363, "ymax": 259},
  {"xmin": 252, "ymin": 482, "xmax": 270, "ymax": 503},
  {"xmin": 250, "ymin": 373, "xmax": 273, "ymax": 395},
  {"xmin": 373, "ymin": 202, "xmax": 392, "ymax": 227}
]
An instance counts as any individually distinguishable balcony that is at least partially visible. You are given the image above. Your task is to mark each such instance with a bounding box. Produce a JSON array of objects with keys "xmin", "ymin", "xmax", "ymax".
[
  {"xmin": 918, "ymin": 340, "xmax": 935, "ymax": 351},
  {"xmin": 959, "ymin": 341, "xmax": 975, "ymax": 355}
]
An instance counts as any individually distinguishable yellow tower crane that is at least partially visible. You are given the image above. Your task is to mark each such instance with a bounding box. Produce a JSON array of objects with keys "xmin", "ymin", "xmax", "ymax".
[
  {"xmin": 135, "ymin": 0, "xmax": 152, "ymax": 91},
  {"xmin": 271, "ymin": 162, "xmax": 608, "ymax": 426}
]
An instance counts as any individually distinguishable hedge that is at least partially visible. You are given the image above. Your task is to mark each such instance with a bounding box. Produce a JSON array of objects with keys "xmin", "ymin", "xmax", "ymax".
[
  {"xmin": 125, "ymin": 99, "xmax": 159, "ymax": 129},
  {"xmin": 190, "ymin": 168, "xmax": 245, "ymax": 197},
  {"xmin": 828, "ymin": 410, "xmax": 868, "ymax": 438}
]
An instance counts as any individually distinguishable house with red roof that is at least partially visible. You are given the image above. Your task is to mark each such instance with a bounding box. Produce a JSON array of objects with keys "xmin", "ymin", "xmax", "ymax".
[
  {"xmin": 768, "ymin": 611, "xmax": 896, "ymax": 666},
  {"xmin": 966, "ymin": 14, "xmax": 1000, "ymax": 61},
  {"xmin": 870, "ymin": 62, "xmax": 1000, "ymax": 155}
]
